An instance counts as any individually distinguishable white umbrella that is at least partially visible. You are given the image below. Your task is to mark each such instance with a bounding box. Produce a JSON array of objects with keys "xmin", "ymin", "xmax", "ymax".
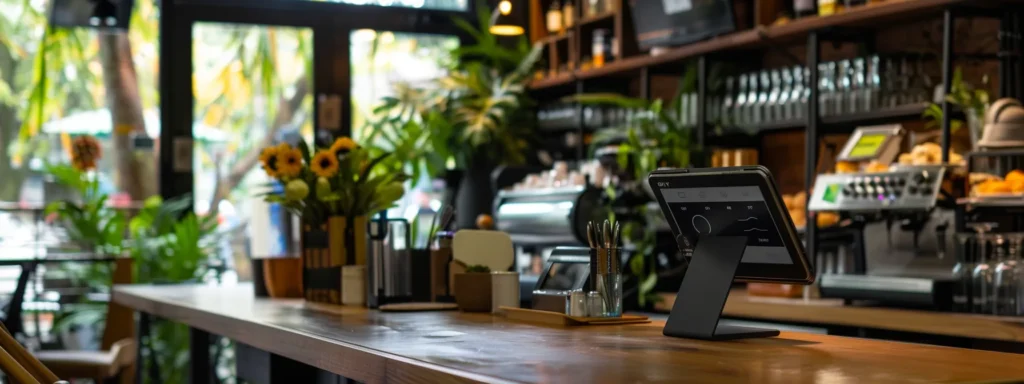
[{"xmin": 42, "ymin": 108, "xmax": 230, "ymax": 143}]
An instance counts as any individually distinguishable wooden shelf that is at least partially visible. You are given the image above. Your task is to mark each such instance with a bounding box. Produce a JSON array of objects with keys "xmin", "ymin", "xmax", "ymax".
[
  {"xmin": 538, "ymin": 31, "xmax": 573, "ymax": 45},
  {"xmin": 530, "ymin": 72, "xmax": 576, "ymax": 89},
  {"xmin": 529, "ymin": 0, "xmax": 1022, "ymax": 90}
]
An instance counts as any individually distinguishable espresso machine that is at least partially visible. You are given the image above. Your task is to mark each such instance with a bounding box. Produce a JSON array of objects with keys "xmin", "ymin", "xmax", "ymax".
[{"xmin": 808, "ymin": 125, "xmax": 960, "ymax": 310}]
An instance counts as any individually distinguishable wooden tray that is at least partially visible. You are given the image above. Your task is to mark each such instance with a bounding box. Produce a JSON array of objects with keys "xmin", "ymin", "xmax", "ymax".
[{"xmin": 499, "ymin": 306, "xmax": 650, "ymax": 326}]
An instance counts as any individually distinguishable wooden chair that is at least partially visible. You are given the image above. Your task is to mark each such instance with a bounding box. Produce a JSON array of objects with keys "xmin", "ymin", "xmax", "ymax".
[
  {"xmin": 0, "ymin": 321, "xmax": 63, "ymax": 383},
  {"xmin": 33, "ymin": 257, "xmax": 136, "ymax": 384}
]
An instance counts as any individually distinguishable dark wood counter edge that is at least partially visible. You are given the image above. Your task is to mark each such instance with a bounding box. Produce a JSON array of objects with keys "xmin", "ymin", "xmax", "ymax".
[
  {"xmin": 529, "ymin": 0, "xmax": 1021, "ymax": 90},
  {"xmin": 658, "ymin": 291, "xmax": 1024, "ymax": 343},
  {"xmin": 111, "ymin": 288, "xmax": 513, "ymax": 384}
]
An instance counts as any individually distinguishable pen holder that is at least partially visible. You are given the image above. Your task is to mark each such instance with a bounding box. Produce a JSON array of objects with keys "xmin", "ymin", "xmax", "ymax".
[{"xmin": 594, "ymin": 247, "xmax": 622, "ymax": 317}]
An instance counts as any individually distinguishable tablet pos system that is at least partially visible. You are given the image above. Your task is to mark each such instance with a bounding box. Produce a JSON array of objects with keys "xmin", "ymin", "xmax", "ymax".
[{"xmin": 649, "ymin": 166, "xmax": 814, "ymax": 341}]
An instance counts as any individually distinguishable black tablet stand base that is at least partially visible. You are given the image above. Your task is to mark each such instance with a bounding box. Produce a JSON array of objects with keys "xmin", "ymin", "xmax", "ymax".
[{"xmin": 663, "ymin": 236, "xmax": 780, "ymax": 341}]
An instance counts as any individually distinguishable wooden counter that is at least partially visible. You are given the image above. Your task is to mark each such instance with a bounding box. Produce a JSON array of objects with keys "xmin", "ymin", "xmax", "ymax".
[
  {"xmin": 658, "ymin": 291, "xmax": 1024, "ymax": 344},
  {"xmin": 114, "ymin": 284, "xmax": 1024, "ymax": 384}
]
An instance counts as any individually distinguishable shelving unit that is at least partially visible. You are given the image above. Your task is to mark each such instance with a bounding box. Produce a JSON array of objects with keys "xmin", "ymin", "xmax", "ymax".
[{"xmin": 525, "ymin": 0, "xmax": 1024, "ymax": 272}]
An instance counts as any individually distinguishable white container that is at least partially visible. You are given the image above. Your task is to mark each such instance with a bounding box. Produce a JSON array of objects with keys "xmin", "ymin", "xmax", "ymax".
[
  {"xmin": 490, "ymin": 271, "xmax": 520, "ymax": 313},
  {"xmin": 342, "ymin": 265, "xmax": 366, "ymax": 306}
]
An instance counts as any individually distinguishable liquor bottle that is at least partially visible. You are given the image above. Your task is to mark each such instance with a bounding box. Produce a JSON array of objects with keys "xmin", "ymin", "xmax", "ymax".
[
  {"xmin": 794, "ymin": 0, "xmax": 816, "ymax": 18},
  {"xmin": 721, "ymin": 77, "xmax": 735, "ymax": 127},
  {"xmin": 546, "ymin": 1, "xmax": 563, "ymax": 34},
  {"xmin": 563, "ymin": 0, "xmax": 575, "ymax": 28},
  {"xmin": 818, "ymin": 0, "xmax": 838, "ymax": 16}
]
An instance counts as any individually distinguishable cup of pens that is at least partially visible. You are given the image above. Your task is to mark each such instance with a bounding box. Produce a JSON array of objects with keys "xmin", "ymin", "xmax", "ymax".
[{"xmin": 586, "ymin": 219, "xmax": 623, "ymax": 318}]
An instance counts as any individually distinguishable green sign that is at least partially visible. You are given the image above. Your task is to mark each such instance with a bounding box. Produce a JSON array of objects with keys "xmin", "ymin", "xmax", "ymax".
[
  {"xmin": 822, "ymin": 184, "xmax": 840, "ymax": 203},
  {"xmin": 848, "ymin": 133, "xmax": 887, "ymax": 158}
]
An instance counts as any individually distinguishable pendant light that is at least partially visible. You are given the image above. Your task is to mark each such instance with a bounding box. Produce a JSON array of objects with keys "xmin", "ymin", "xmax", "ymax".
[{"xmin": 489, "ymin": 0, "xmax": 524, "ymax": 36}]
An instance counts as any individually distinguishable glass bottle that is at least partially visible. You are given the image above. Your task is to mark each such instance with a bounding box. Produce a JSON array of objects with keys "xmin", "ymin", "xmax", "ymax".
[
  {"xmin": 792, "ymin": 66, "xmax": 807, "ymax": 120},
  {"xmin": 778, "ymin": 68, "xmax": 793, "ymax": 121},
  {"xmin": 952, "ymin": 233, "xmax": 975, "ymax": 313},
  {"xmin": 563, "ymin": 0, "xmax": 575, "ymax": 28},
  {"xmin": 586, "ymin": 0, "xmax": 601, "ymax": 17},
  {"xmin": 972, "ymin": 234, "xmax": 998, "ymax": 314},
  {"xmin": 735, "ymin": 74, "xmax": 749, "ymax": 127},
  {"xmin": 818, "ymin": 63, "xmax": 834, "ymax": 117},
  {"xmin": 747, "ymin": 72, "xmax": 761, "ymax": 125},
  {"xmin": 794, "ymin": 0, "xmax": 816, "ymax": 18},
  {"xmin": 836, "ymin": 60, "xmax": 851, "ymax": 115},
  {"xmin": 850, "ymin": 58, "xmax": 866, "ymax": 115},
  {"xmin": 818, "ymin": 0, "xmax": 838, "ymax": 16},
  {"xmin": 721, "ymin": 77, "xmax": 735, "ymax": 127},
  {"xmin": 866, "ymin": 55, "xmax": 881, "ymax": 111},
  {"xmin": 546, "ymin": 1, "xmax": 563, "ymax": 34},
  {"xmin": 768, "ymin": 69, "xmax": 782, "ymax": 123},
  {"xmin": 755, "ymin": 71, "xmax": 770, "ymax": 125},
  {"xmin": 592, "ymin": 29, "xmax": 607, "ymax": 67},
  {"xmin": 994, "ymin": 234, "xmax": 1024, "ymax": 316}
]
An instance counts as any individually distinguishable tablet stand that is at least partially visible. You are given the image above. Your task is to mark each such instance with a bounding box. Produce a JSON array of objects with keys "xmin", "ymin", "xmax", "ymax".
[{"xmin": 663, "ymin": 236, "xmax": 780, "ymax": 341}]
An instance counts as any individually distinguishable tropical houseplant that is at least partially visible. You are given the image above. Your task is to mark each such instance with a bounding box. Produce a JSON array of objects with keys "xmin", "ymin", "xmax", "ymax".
[
  {"xmin": 358, "ymin": 2, "xmax": 542, "ymax": 229},
  {"xmin": 567, "ymin": 88, "xmax": 697, "ymax": 309}
]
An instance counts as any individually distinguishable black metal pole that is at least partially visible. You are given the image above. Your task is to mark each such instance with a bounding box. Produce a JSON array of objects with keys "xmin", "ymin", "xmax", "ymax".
[
  {"xmin": 941, "ymin": 10, "xmax": 955, "ymax": 164},
  {"xmin": 697, "ymin": 56, "xmax": 708, "ymax": 150},
  {"xmin": 190, "ymin": 327, "xmax": 212, "ymax": 384},
  {"xmin": 640, "ymin": 67, "xmax": 651, "ymax": 100},
  {"xmin": 806, "ymin": 32, "xmax": 820, "ymax": 271},
  {"xmin": 1000, "ymin": 13, "xmax": 1008, "ymax": 98}
]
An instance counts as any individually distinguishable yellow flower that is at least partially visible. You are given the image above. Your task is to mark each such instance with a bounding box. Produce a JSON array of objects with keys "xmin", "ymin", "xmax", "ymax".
[
  {"xmin": 310, "ymin": 150, "xmax": 339, "ymax": 178},
  {"xmin": 259, "ymin": 146, "xmax": 280, "ymax": 177},
  {"xmin": 70, "ymin": 135, "xmax": 101, "ymax": 171},
  {"xmin": 330, "ymin": 137, "xmax": 357, "ymax": 156},
  {"xmin": 277, "ymin": 147, "xmax": 304, "ymax": 179}
]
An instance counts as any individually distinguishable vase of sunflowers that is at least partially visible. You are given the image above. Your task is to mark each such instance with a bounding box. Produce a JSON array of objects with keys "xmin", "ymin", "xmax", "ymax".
[{"xmin": 259, "ymin": 136, "xmax": 407, "ymax": 304}]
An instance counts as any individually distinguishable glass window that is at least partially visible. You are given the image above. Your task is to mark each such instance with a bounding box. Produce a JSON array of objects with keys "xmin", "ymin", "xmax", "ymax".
[{"xmin": 192, "ymin": 22, "xmax": 313, "ymax": 269}]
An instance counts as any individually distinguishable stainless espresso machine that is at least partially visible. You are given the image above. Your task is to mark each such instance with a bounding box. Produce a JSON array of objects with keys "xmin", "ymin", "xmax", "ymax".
[
  {"xmin": 494, "ymin": 184, "xmax": 606, "ymax": 301},
  {"xmin": 808, "ymin": 125, "xmax": 961, "ymax": 310}
]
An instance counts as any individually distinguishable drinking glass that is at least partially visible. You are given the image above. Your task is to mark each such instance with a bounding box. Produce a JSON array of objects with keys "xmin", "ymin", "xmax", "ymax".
[
  {"xmin": 851, "ymin": 58, "xmax": 866, "ymax": 114},
  {"xmin": 952, "ymin": 233, "xmax": 976, "ymax": 312},
  {"xmin": 819, "ymin": 63, "xmax": 835, "ymax": 117},
  {"xmin": 755, "ymin": 70, "xmax": 770, "ymax": 125},
  {"xmin": 746, "ymin": 72, "xmax": 760, "ymax": 125},
  {"xmin": 972, "ymin": 234, "xmax": 997, "ymax": 314},
  {"xmin": 735, "ymin": 74, "xmax": 749, "ymax": 126},
  {"xmin": 767, "ymin": 69, "xmax": 781, "ymax": 123},
  {"xmin": 720, "ymin": 76, "xmax": 735, "ymax": 127},
  {"xmin": 994, "ymin": 234, "xmax": 1024, "ymax": 315},
  {"xmin": 778, "ymin": 67, "xmax": 793, "ymax": 121},
  {"xmin": 866, "ymin": 55, "xmax": 881, "ymax": 111}
]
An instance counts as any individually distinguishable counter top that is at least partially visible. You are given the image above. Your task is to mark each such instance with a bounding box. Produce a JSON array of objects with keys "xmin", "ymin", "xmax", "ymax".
[
  {"xmin": 114, "ymin": 284, "xmax": 1024, "ymax": 384},
  {"xmin": 658, "ymin": 290, "xmax": 1024, "ymax": 343}
]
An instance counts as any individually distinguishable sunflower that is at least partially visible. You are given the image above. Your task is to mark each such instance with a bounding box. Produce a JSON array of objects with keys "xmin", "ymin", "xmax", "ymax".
[
  {"xmin": 70, "ymin": 135, "xmax": 101, "ymax": 171},
  {"xmin": 277, "ymin": 146, "xmax": 304, "ymax": 179},
  {"xmin": 259, "ymin": 146, "xmax": 280, "ymax": 177},
  {"xmin": 310, "ymin": 150, "xmax": 339, "ymax": 178},
  {"xmin": 330, "ymin": 137, "xmax": 358, "ymax": 156}
]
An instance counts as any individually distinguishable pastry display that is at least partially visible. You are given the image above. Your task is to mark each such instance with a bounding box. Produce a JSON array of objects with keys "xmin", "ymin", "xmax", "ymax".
[
  {"xmin": 896, "ymin": 142, "xmax": 965, "ymax": 166},
  {"xmin": 971, "ymin": 169, "xmax": 1024, "ymax": 196},
  {"xmin": 782, "ymin": 191, "xmax": 836, "ymax": 229}
]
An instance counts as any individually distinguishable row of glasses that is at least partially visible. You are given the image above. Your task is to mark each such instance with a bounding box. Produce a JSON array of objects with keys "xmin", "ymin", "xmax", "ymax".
[
  {"xmin": 710, "ymin": 53, "xmax": 937, "ymax": 128},
  {"xmin": 954, "ymin": 231, "xmax": 1024, "ymax": 315}
]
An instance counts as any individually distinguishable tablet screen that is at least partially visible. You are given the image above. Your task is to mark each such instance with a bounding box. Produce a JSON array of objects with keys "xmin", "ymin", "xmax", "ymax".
[{"xmin": 660, "ymin": 186, "xmax": 791, "ymax": 264}]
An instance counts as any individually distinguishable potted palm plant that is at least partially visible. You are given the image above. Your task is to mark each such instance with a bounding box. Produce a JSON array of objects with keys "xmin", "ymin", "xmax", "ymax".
[{"xmin": 359, "ymin": 2, "xmax": 543, "ymax": 230}]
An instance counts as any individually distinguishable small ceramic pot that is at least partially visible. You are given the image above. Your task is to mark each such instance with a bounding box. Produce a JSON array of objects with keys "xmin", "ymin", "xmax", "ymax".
[
  {"xmin": 453, "ymin": 273, "xmax": 492, "ymax": 312},
  {"xmin": 263, "ymin": 257, "xmax": 304, "ymax": 298}
]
